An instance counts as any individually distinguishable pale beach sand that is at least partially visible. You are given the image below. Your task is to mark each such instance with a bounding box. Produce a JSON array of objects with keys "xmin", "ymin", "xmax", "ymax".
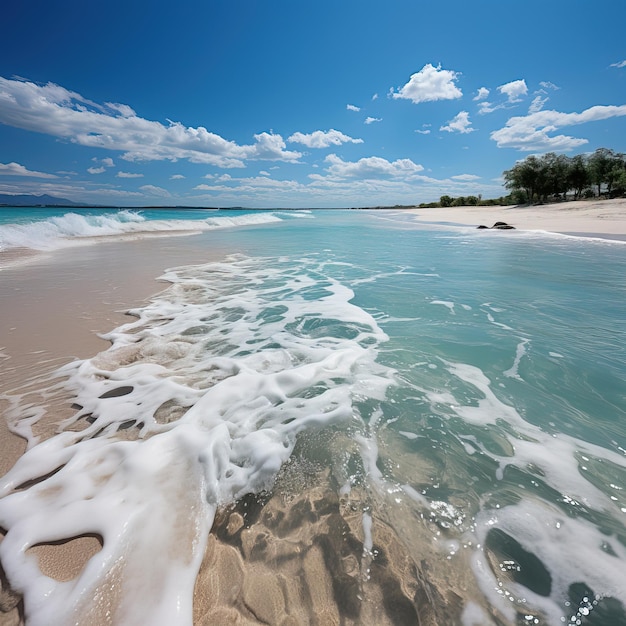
[
  {"xmin": 406, "ymin": 198, "xmax": 626, "ymax": 239},
  {"xmin": 1, "ymin": 203, "xmax": 626, "ymax": 624},
  {"xmin": 0, "ymin": 236, "xmax": 230, "ymax": 624}
]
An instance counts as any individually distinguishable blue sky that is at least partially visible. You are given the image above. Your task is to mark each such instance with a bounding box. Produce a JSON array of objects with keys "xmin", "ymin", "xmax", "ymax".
[{"xmin": 1, "ymin": 0, "xmax": 625, "ymax": 208}]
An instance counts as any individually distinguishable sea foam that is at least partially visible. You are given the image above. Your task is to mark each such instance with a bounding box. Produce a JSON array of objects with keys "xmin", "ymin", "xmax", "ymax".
[
  {"xmin": 0, "ymin": 210, "xmax": 283, "ymax": 252},
  {"xmin": 0, "ymin": 253, "xmax": 394, "ymax": 624}
]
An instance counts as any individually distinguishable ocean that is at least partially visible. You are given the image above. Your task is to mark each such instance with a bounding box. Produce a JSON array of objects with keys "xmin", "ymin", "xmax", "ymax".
[{"xmin": 0, "ymin": 207, "xmax": 625, "ymax": 625}]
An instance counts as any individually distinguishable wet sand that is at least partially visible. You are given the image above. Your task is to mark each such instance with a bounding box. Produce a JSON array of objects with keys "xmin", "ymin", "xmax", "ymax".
[{"xmin": 0, "ymin": 235, "xmax": 230, "ymax": 624}]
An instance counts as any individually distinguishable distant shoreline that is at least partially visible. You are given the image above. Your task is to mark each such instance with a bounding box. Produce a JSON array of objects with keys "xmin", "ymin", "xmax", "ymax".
[
  {"xmin": 3, "ymin": 199, "xmax": 626, "ymax": 242},
  {"xmin": 402, "ymin": 198, "xmax": 626, "ymax": 241}
]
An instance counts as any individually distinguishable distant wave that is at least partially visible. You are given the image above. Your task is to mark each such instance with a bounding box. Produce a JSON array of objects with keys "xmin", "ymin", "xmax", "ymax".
[{"xmin": 0, "ymin": 210, "xmax": 283, "ymax": 252}]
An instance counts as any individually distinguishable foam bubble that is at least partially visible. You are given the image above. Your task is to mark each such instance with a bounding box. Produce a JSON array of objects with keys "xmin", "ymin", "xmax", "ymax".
[
  {"xmin": 0, "ymin": 253, "xmax": 394, "ymax": 624},
  {"xmin": 474, "ymin": 499, "xmax": 626, "ymax": 624}
]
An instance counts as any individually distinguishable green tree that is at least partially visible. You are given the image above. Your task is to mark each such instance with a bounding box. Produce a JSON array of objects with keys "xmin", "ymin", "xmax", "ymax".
[
  {"xmin": 606, "ymin": 155, "xmax": 626, "ymax": 196},
  {"xmin": 542, "ymin": 153, "xmax": 571, "ymax": 200},
  {"xmin": 613, "ymin": 170, "xmax": 626, "ymax": 197},
  {"xmin": 439, "ymin": 195, "xmax": 454, "ymax": 207},
  {"xmin": 568, "ymin": 154, "xmax": 590, "ymax": 199},
  {"xmin": 588, "ymin": 148, "xmax": 618, "ymax": 196}
]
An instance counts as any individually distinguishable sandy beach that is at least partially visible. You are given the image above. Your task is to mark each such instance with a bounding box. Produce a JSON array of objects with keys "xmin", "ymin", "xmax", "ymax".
[
  {"xmin": 1, "ymin": 203, "xmax": 626, "ymax": 625},
  {"xmin": 406, "ymin": 198, "xmax": 626, "ymax": 239}
]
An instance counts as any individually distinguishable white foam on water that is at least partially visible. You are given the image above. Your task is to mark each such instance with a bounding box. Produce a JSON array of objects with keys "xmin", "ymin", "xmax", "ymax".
[
  {"xmin": 0, "ymin": 253, "xmax": 395, "ymax": 625},
  {"xmin": 0, "ymin": 210, "xmax": 283, "ymax": 252},
  {"xmin": 431, "ymin": 300, "xmax": 456, "ymax": 314},
  {"xmin": 362, "ymin": 512, "xmax": 373, "ymax": 555},
  {"xmin": 503, "ymin": 338, "xmax": 529, "ymax": 380},
  {"xmin": 439, "ymin": 359, "xmax": 626, "ymax": 619},
  {"xmin": 474, "ymin": 498, "xmax": 626, "ymax": 624},
  {"xmin": 444, "ymin": 361, "xmax": 522, "ymax": 427},
  {"xmin": 461, "ymin": 600, "xmax": 494, "ymax": 626},
  {"xmin": 445, "ymin": 360, "xmax": 626, "ymax": 510}
]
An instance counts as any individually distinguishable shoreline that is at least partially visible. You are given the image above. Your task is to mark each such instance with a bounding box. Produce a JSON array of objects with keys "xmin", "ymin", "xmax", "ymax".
[
  {"xmin": 2, "ymin": 206, "xmax": 625, "ymax": 623},
  {"xmin": 404, "ymin": 198, "xmax": 626, "ymax": 240}
]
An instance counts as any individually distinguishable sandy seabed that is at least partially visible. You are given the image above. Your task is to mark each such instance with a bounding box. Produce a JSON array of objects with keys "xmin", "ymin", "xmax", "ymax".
[{"xmin": 1, "ymin": 199, "xmax": 626, "ymax": 625}]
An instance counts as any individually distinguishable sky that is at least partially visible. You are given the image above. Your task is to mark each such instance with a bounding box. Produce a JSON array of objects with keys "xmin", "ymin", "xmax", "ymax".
[{"xmin": 1, "ymin": 0, "xmax": 625, "ymax": 208}]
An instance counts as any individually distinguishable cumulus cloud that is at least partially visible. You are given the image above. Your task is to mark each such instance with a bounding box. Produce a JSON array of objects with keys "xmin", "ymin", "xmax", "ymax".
[
  {"xmin": 0, "ymin": 76, "xmax": 302, "ymax": 168},
  {"xmin": 139, "ymin": 184, "xmax": 171, "ymax": 197},
  {"xmin": 539, "ymin": 81, "xmax": 560, "ymax": 91},
  {"xmin": 87, "ymin": 166, "xmax": 106, "ymax": 174},
  {"xmin": 440, "ymin": 111, "xmax": 475, "ymax": 134},
  {"xmin": 364, "ymin": 117, "xmax": 382, "ymax": 124},
  {"xmin": 346, "ymin": 104, "xmax": 360, "ymax": 111},
  {"xmin": 473, "ymin": 87, "xmax": 490, "ymax": 101},
  {"xmin": 415, "ymin": 129, "xmax": 431, "ymax": 135},
  {"xmin": 477, "ymin": 101, "xmax": 499, "ymax": 115},
  {"xmin": 490, "ymin": 104, "xmax": 626, "ymax": 151},
  {"xmin": 451, "ymin": 174, "xmax": 480, "ymax": 181},
  {"xmin": 116, "ymin": 171, "xmax": 143, "ymax": 178},
  {"xmin": 610, "ymin": 60, "xmax": 626, "ymax": 69},
  {"xmin": 193, "ymin": 176, "xmax": 302, "ymax": 194},
  {"xmin": 0, "ymin": 161, "xmax": 58, "ymax": 178},
  {"xmin": 170, "ymin": 174, "xmax": 185, "ymax": 179},
  {"xmin": 498, "ymin": 79, "xmax": 528, "ymax": 103},
  {"xmin": 323, "ymin": 154, "xmax": 424, "ymax": 179},
  {"xmin": 288, "ymin": 129, "xmax": 363, "ymax": 148},
  {"xmin": 391, "ymin": 64, "xmax": 462, "ymax": 104},
  {"xmin": 528, "ymin": 95, "xmax": 548, "ymax": 114}
]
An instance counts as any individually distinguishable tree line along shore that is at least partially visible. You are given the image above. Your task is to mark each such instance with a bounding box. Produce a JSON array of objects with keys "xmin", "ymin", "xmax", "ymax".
[{"xmin": 418, "ymin": 147, "xmax": 626, "ymax": 209}]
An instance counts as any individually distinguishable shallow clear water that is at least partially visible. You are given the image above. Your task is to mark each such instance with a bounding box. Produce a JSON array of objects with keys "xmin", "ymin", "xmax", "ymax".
[{"xmin": 1, "ymin": 208, "xmax": 625, "ymax": 624}]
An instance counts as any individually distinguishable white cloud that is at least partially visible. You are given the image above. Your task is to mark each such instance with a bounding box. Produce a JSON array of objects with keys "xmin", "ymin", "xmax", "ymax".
[
  {"xmin": 105, "ymin": 102, "xmax": 136, "ymax": 117},
  {"xmin": 347, "ymin": 104, "xmax": 360, "ymax": 111},
  {"xmin": 116, "ymin": 171, "xmax": 143, "ymax": 178},
  {"xmin": 98, "ymin": 157, "xmax": 115, "ymax": 168},
  {"xmin": 610, "ymin": 60, "xmax": 626, "ymax": 69},
  {"xmin": 139, "ymin": 184, "xmax": 171, "ymax": 197},
  {"xmin": 0, "ymin": 161, "xmax": 58, "ymax": 178},
  {"xmin": 193, "ymin": 176, "xmax": 302, "ymax": 194},
  {"xmin": 473, "ymin": 87, "xmax": 490, "ymax": 101},
  {"xmin": 365, "ymin": 117, "xmax": 382, "ymax": 124},
  {"xmin": 477, "ymin": 101, "xmax": 499, "ymax": 115},
  {"xmin": 528, "ymin": 95, "xmax": 548, "ymax": 114},
  {"xmin": 0, "ymin": 76, "xmax": 302, "ymax": 168},
  {"xmin": 451, "ymin": 174, "xmax": 480, "ymax": 181},
  {"xmin": 287, "ymin": 128, "xmax": 363, "ymax": 148},
  {"xmin": 259, "ymin": 170, "xmax": 270, "ymax": 176},
  {"xmin": 170, "ymin": 174, "xmax": 185, "ymax": 179},
  {"xmin": 498, "ymin": 79, "xmax": 528, "ymax": 103},
  {"xmin": 491, "ymin": 104, "xmax": 626, "ymax": 151},
  {"xmin": 391, "ymin": 64, "xmax": 462, "ymax": 104},
  {"xmin": 323, "ymin": 154, "xmax": 424, "ymax": 179},
  {"xmin": 87, "ymin": 166, "xmax": 106, "ymax": 174},
  {"xmin": 372, "ymin": 93, "xmax": 378, "ymax": 101},
  {"xmin": 539, "ymin": 81, "xmax": 560, "ymax": 90},
  {"xmin": 415, "ymin": 129, "xmax": 431, "ymax": 135},
  {"xmin": 440, "ymin": 111, "xmax": 475, "ymax": 134}
]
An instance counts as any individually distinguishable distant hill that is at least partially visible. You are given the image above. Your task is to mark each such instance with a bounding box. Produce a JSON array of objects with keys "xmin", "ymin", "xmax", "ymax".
[{"xmin": 0, "ymin": 193, "xmax": 83, "ymax": 207}]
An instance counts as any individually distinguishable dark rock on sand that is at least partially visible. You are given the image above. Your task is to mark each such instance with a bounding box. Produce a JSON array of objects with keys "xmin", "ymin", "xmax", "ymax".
[{"xmin": 477, "ymin": 221, "xmax": 515, "ymax": 230}]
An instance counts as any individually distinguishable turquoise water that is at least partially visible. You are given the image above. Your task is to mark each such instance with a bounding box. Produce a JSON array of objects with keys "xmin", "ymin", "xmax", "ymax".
[{"xmin": 1, "ymin": 207, "xmax": 625, "ymax": 624}]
